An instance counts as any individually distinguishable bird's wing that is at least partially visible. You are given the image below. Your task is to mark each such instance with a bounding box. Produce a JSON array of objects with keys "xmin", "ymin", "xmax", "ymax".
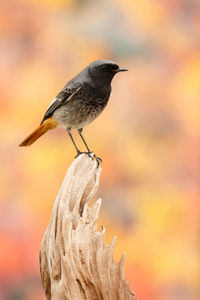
[{"xmin": 41, "ymin": 84, "xmax": 82, "ymax": 124}]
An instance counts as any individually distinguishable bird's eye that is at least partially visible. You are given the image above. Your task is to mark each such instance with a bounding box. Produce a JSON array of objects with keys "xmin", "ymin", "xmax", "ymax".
[{"xmin": 100, "ymin": 65, "xmax": 108, "ymax": 71}]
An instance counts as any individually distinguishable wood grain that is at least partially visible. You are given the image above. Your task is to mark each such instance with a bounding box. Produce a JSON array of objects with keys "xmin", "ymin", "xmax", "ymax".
[{"xmin": 40, "ymin": 154, "xmax": 136, "ymax": 300}]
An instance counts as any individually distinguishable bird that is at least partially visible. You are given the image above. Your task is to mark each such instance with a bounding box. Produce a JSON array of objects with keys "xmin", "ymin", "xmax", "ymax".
[{"xmin": 19, "ymin": 59, "xmax": 128, "ymax": 162}]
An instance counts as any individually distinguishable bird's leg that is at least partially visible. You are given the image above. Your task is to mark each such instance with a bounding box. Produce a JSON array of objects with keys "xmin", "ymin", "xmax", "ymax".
[
  {"xmin": 67, "ymin": 129, "xmax": 82, "ymax": 157},
  {"xmin": 78, "ymin": 128, "xmax": 91, "ymax": 153},
  {"xmin": 78, "ymin": 128, "xmax": 102, "ymax": 166}
]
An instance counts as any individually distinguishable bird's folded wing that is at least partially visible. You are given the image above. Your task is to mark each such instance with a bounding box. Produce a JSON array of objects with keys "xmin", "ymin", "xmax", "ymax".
[{"xmin": 41, "ymin": 85, "xmax": 81, "ymax": 124}]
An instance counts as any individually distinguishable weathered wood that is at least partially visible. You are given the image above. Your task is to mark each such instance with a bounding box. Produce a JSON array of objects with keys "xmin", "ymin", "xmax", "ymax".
[{"xmin": 40, "ymin": 154, "xmax": 136, "ymax": 300}]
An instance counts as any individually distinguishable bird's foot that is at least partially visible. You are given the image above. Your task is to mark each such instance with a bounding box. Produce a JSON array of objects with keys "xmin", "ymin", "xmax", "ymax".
[
  {"xmin": 75, "ymin": 151, "xmax": 102, "ymax": 167},
  {"xmin": 83, "ymin": 151, "xmax": 95, "ymax": 160},
  {"xmin": 75, "ymin": 151, "xmax": 85, "ymax": 158},
  {"xmin": 75, "ymin": 151, "xmax": 94, "ymax": 159},
  {"xmin": 84, "ymin": 152, "xmax": 102, "ymax": 167},
  {"xmin": 93, "ymin": 154, "xmax": 102, "ymax": 167}
]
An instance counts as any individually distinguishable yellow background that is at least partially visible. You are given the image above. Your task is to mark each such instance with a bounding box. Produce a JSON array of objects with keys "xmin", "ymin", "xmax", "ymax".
[{"xmin": 0, "ymin": 0, "xmax": 199, "ymax": 299}]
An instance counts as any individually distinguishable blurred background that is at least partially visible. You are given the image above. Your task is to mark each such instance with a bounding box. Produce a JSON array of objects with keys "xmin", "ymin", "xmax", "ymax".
[{"xmin": 0, "ymin": 0, "xmax": 200, "ymax": 299}]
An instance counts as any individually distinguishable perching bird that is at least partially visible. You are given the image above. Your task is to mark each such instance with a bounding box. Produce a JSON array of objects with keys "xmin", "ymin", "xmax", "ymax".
[{"xmin": 19, "ymin": 59, "xmax": 128, "ymax": 160}]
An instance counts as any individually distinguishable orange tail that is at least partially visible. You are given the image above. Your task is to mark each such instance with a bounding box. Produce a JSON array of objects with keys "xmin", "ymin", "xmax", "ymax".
[{"xmin": 19, "ymin": 117, "xmax": 59, "ymax": 147}]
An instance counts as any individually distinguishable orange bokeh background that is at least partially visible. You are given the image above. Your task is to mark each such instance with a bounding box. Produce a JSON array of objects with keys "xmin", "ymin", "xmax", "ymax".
[{"xmin": 0, "ymin": 0, "xmax": 199, "ymax": 299}]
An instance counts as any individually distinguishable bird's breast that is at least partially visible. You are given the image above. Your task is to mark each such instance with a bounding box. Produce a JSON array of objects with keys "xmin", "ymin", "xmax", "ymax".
[
  {"xmin": 88, "ymin": 82, "xmax": 111, "ymax": 101},
  {"xmin": 53, "ymin": 82, "xmax": 111, "ymax": 129},
  {"xmin": 53, "ymin": 94, "xmax": 107, "ymax": 129}
]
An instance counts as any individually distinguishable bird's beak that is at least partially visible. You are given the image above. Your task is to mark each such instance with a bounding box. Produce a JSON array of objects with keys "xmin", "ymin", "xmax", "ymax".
[{"xmin": 115, "ymin": 68, "xmax": 128, "ymax": 73}]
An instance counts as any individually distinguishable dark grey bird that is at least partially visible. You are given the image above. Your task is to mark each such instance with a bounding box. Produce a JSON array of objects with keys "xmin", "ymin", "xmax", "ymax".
[{"xmin": 19, "ymin": 59, "xmax": 128, "ymax": 161}]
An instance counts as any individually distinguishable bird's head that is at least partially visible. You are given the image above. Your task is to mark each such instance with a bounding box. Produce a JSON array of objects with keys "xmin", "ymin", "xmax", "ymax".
[{"xmin": 86, "ymin": 59, "xmax": 128, "ymax": 85}]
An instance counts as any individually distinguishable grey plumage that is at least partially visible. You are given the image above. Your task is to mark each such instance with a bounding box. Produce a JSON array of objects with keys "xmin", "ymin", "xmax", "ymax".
[
  {"xmin": 41, "ymin": 59, "xmax": 127, "ymax": 131},
  {"xmin": 19, "ymin": 59, "xmax": 127, "ymax": 160}
]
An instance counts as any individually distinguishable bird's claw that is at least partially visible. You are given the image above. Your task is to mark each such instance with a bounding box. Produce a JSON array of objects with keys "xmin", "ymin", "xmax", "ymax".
[
  {"xmin": 75, "ymin": 151, "xmax": 83, "ymax": 159},
  {"xmin": 75, "ymin": 151, "xmax": 102, "ymax": 167},
  {"xmin": 75, "ymin": 151, "xmax": 94, "ymax": 159},
  {"xmin": 93, "ymin": 154, "xmax": 102, "ymax": 167},
  {"xmin": 83, "ymin": 152, "xmax": 102, "ymax": 167}
]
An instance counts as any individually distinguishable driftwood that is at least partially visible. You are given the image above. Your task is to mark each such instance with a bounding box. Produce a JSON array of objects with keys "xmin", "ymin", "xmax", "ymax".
[{"xmin": 40, "ymin": 154, "xmax": 136, "ymax": 300}]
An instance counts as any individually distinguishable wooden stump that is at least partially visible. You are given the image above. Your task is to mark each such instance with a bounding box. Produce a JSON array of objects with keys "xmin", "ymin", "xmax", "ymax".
[{"xmin": 40, "ymin": 154, "xmax": 136, "ymax": 300}]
